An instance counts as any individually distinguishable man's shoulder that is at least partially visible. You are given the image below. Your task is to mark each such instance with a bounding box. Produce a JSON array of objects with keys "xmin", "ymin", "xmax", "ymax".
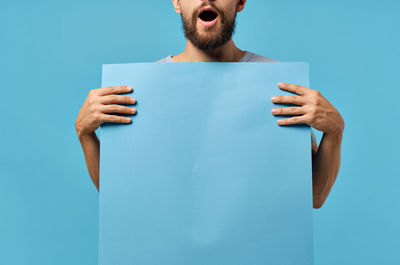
[
  {"xmin": 241, "ymin": 51, "xmax": 279, "ymax": 62},
  {"xmin": 156, "ymin": 55, "xmax": 173, "ymax": 63}
]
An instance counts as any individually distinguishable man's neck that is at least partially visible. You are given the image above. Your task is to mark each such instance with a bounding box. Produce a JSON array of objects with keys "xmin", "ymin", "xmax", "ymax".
[{"xmin": 172, "ymin": 39, "xmax": 246, "ymax": 62}]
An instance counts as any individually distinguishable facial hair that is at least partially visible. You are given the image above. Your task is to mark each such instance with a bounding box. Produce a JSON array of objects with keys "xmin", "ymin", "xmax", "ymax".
[{"xmin": 180, "ymin": 2, "xmax": 237, "ymax": 51}]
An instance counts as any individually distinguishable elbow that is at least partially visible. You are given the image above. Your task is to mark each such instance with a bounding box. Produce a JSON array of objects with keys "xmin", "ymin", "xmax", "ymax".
[
  {"xmin": 313, "ymin": 201, "xmax": 323, "ymax": 209},
  {"xmin": 313, "ymin": 197, "xmax": 325, "ymax": 209}
]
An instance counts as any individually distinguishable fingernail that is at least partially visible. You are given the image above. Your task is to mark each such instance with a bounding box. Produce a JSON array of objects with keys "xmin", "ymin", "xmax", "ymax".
[
  {"xmin": 271, "ymin": 109, "xmax": 277, "ymax": 114},
  {"xmin": 130, "ymin": 97, "xmax": 136, "ymax": 103},
  {"xmin": 131, "ymin": 107, "xmax": 136, "ymax": 113},
  {"xmin": 271, "ymin": 96, "xmax": 278, "ymax": 102}
]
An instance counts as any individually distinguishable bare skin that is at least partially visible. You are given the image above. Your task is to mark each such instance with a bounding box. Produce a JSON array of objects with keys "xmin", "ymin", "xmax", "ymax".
[
  {"xmin": 271, "ymin": 83, "xmax": 344, "ymax": 208},
  {"xmin": 75, "ymin": 0, "xmax": 344, "ymax": 209},
  {"xmin": 75, "ymin": 86, "xmax": 136, "ymax": 190}
]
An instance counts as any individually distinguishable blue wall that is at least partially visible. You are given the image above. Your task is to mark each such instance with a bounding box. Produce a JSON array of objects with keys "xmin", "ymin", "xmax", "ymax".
[{"xmin": 1, "ymin": 0, "xmax": 399, "ymax": 264}]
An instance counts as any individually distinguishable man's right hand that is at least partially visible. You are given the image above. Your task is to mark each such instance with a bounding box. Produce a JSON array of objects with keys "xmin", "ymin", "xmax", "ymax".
[{"xmin": 75, "ymin": 86, "xmax": 136, "ymax": 139}]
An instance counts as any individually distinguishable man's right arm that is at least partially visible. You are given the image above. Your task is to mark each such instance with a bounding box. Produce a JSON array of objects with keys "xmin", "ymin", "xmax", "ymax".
[{"xmin": 75, "ymin": 86, "xmax": 136, "ymax": 191}]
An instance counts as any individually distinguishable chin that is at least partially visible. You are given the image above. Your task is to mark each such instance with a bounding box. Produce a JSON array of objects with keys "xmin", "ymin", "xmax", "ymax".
[{"xmin": 196, "ymin": 23, "xmax": 220, "ymax": 35}]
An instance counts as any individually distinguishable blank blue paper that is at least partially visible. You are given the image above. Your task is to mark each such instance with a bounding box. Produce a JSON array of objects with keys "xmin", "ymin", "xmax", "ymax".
[{"xmin": 99, "ymin": 62, "xmax": 313, "ymax": 265}]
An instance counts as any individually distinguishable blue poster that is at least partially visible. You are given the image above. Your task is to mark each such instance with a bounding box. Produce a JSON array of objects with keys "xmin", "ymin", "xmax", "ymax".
[{"xmin": 99, "ymin": 62, "xmax": 313, "ymax": 265}]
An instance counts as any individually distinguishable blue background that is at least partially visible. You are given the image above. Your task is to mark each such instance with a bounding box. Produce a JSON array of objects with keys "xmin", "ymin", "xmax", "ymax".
[{"xmin": 0, "ymin": 0, "xmax": 399, "ymax": 264}]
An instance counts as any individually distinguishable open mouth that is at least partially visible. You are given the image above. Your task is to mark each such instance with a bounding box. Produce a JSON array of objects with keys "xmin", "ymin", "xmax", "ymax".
[{"xmin": 198, "ymin": 7, "xmax": 219, "ymax": 27}]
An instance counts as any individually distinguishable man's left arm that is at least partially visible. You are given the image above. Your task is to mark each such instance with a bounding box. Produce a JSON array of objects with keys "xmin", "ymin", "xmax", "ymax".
[{"xmin": 271, "ymin": 83, "xmax": 345, "ymax": 209}]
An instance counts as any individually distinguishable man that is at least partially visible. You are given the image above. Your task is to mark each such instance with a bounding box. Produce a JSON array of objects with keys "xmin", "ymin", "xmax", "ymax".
[{"xmin": 75, "ymin": 0, "xmax": 345, "ymax": 209}]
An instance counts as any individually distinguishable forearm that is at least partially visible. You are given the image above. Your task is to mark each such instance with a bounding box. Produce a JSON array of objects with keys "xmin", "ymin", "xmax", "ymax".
[
  {"xmin": 78, "ymin": 131, "xmax": 100, "ymax": 191},
  {"xmin": 312, "ymin": 130, "xmax": 343, "ymax": 208}
]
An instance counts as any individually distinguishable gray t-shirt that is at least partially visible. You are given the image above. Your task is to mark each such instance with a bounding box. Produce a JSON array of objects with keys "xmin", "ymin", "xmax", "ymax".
[
  {"xmin": 156, "ymin": 51, "xmax": 317, "ymax": 144},
  {"xmin": 156, "ymin": 51, "xmax": 278, "ymax": 63}
]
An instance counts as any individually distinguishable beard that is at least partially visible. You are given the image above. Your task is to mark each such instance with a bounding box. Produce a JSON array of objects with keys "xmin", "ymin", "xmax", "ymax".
[{"xmin": 180, "ymin": 3, "xmax": 237, "ymax": 51}]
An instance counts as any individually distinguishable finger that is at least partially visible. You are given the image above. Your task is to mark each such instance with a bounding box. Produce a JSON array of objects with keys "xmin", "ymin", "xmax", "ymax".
[
  {"xmin": 99, "ymin": 113, "xmax": 132, "ymax": 124},
  {"xmin": 277, "ymin": 83, "xmax": 306, "ymax": 95},
  {"xmin": 271, "ymin": 106, "xmax": 305, "ymax": 116},
  {"xmin": 100, "ymin": 94, "xmax": 136, "ymax": 105},
  {"xmin": 271, "ymin": 95, "xmax": 305, "ymax": 105},
  {"xmin": 101, "ymin": 104, "xmax": 136, "ymax": 115},
  {"xmin": 97, "ymin": 86, "xmax": 132, "ymax": 96},
  {"xmin": 277, "ymin": 115, "xmax": 307, "ymax": 126}
]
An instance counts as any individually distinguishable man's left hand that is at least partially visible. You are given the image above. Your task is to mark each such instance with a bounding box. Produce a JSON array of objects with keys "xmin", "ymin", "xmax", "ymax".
[{"xmin": 271, "ymin": 82, "xmax": 344, "ymax": 135}]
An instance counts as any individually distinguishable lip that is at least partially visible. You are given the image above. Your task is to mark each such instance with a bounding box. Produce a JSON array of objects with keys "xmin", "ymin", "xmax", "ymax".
[{"xmin": 198, "ymin": 5, "xmax": 219, "ymax": 28}]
